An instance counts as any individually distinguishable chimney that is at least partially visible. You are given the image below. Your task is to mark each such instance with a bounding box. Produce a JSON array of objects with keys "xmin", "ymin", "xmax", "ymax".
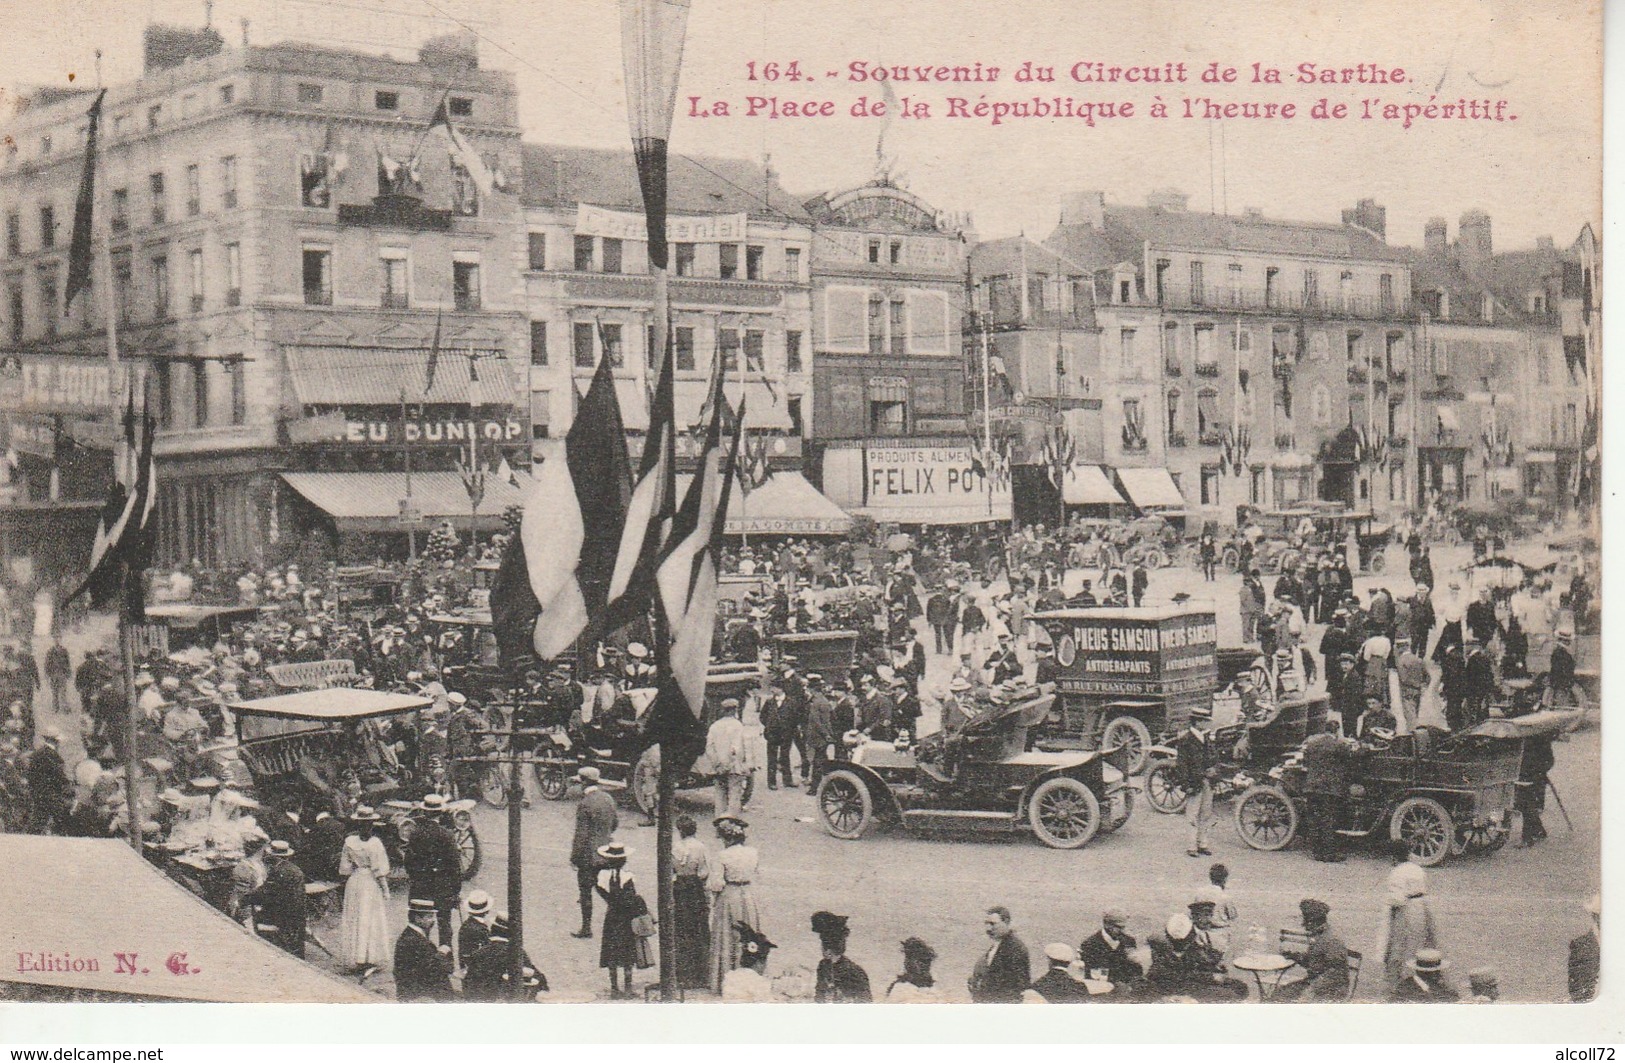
[
  {"xmin": 1341, "ymin": 198, "xmax": 1387, "ymax": 240},
  {"xmin": 1146, "ymin": 188, "xmax": 1189, "ymax": 212},
  {"xmin": 1243, "ymin": 207, "xmax": 1263, "ymax": 221},
  {"xmin": 143, "ymin": 23, "xmax": 225, "ymax": 73},
  {"xmin": 1535, "ymin": 235, "xmax": 1555, "ymax": 252},
  {"xmin": 1424, "ymin": 217, "xmax": 1449, "ymax": 258},
  {"xmin": 1061, "ymin": 190, "xmax": 1106, "ymax": 229},
  {"xmin": 1458, "ymin": 209, "xmax": 1492, "ymax": 264}
]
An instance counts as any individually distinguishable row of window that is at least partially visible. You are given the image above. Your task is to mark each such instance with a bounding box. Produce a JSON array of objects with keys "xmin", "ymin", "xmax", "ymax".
[
  {"xmin": 5, "ymin": 156, "xmax": 238, "ymax": 258},
  {"xmin": 300, "ymin": 248, "xmax": 482, "ymax": 311},
  {"xmin": 533, "ymin": 232, "xmax": 802, "ymax": 282},
  {"xmin": 1145, "ymin": 260, "xmax": 1401, "ymax": 312},
  {"xmin": 528, "ymin": 319, "xmax": 804, "ymax": 375},
  {"xmin": 148, "ymin": 358, "xmax": 249, "ymax": 432},
  {"xmin": 3, "ymin": 241, "xmax": 241, "ymax": 342},
  {"xmin": 5, "ymin": 84, "xmax": 239, "ymax": 168},
  {"xmin": 294, "ymin": 82, "xmax": 473, "ymax": 119}
]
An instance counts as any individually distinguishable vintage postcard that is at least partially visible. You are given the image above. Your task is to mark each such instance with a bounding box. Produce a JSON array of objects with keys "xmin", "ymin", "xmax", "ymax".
[{"xmin": 0, "ymin": 0, "xmax": 1606, "ymax": 1038}]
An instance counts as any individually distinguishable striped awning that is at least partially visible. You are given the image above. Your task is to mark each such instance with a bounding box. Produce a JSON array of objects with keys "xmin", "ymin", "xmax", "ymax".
[
  {"xmin": 1062, "ymin": 464, "xmax": 1127, "ymax": 506},
  {"xmin": 285, "ymin": 346, "xmax": 516, "ymax": 406},
  {"xmin": 279, "ymin": 470, "xmax": 533, "ymax": 533},
  {"xmin": 1115, "ymin": 466, "xmax": 1186, "ymax": 509}
]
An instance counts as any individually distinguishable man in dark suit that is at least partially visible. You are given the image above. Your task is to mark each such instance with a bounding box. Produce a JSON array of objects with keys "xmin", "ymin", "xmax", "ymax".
[
  {"xmin": 246, "ymin": 840, "xmax": 308, "ymax": 957},
  {"xmin": 570, "ymin": 767, "xmax": 617, "ymax": 938},
  {"xmin": 1029, "ymin": 943, "xmax": 1090, "ymax": 1002},
  {"xmin": 1570, "ymin": 895, "xmax": 1600, "ymax": 1002},
  {"xmin": 457, "ymin": 889, "xmax": 494, "ymax": 969},
  {"xmin": 463, "ymin": 913, "xmax": 540, "ymax": 1001},
  {"xmin": 1465, "ymin": 587, "xmax": 1500, "ymax": 646},
  {"xmin": 759, "ymin": 684, "xmax": 797, "ymax": 790},
  {"xmin": 1303, "ymin": 720, "xmax": 1361, "ymax": 862},
  {"xmin": 1078, "ymin": 909, "xmax": 1143, "ymax": 986},
  {"xmin": 1277, "ymin": 899, "xmax": 1349, "ymax": 1001},
  {"xmin": 1147, "ymin": 913, "xmax": 1247, "ymax": 1001},
  {"xmin": 802, "ymin": 675, "xmax": 835, "ymax": 793},
  {"xmin": 394, "ymin": 898, "xmax": 455, "ymax": 1001},
  {"xmin": 969, "ymin": 906, "xmax": 1031, "ymax": 1002},
  {"xmin": 25, "ymin": 729, "xmax": 71, "ymax": 834},
  {"xmin": 925, "ymin": 588, "xmax": 957, "ymax": 655},
  {"xmin": 404, "ymin": 795, "xmax": 463, "ymax": 946}
]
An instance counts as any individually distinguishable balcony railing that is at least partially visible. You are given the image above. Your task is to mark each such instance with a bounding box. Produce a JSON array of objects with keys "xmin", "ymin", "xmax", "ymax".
[
  {"xmin": 1122, "ymin": 438, "xmax": 1149, "ymax": 453},
  {"xmin": 1199, "ymin": 428, "xmax": 1226, "ymax": 446},
  {"xmin": 1167, "ymin": 431, "xmax": 1188, "ymax": 448},
  {"xmin": 1274, "ymin": 433, "xmax": 1296, "ymax": 450},
  {"xmin": 1149, "ymin": 284, "xmax": 1410, "ymax": 321},
  {"xmin": 381, "ymin": 292, "xmax": 409, "ymax": 309},
  {"xmin": 1194, "ymin": 362, "xmax": 1220, "ymax": 377},
  {"xmin": 1164, "ymin": 361, "xmax": 1182, "ymax": 377}
]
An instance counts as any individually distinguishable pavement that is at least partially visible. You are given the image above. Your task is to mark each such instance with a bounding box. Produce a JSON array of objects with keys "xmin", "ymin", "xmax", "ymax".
[{"xmin": 20, "ymin": 541, "xmax": 1602, "ymax": 1003}]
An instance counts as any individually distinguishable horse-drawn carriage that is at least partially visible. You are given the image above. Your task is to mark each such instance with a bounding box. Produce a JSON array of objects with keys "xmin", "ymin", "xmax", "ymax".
[{"xmin": 1230, "ymin": 711, "xmax": 1577, "ymax": 865}]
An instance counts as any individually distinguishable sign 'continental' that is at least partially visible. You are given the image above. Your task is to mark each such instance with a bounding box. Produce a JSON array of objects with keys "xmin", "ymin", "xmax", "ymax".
[{"xmin": 576, "ymin": 204, "xmax": 749, "ymax": 244}]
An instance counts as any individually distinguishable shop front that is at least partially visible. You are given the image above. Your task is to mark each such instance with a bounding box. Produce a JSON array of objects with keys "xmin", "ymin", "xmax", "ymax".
[{"xmin": 820, "ymin": 439, "xmax": 1012, "ymax": 525}]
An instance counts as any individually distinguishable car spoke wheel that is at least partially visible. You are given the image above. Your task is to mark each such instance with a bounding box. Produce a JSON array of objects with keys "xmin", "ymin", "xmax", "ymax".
[
  {"xmin": 479, "ymin": 765, "xmax": 509, "ymax": 808},
  {"xmin": 1390, "ymin": 796, "xmax": 1454, "ymax": 866},
  {"xmin": 454, "ymin": 811, "xmax": 481, "ymax": 879},
  {"xmin": 816, "ymin": 770, "xmax": 873, "ymax": 840},
  {"xmin": 631, "ymin": 748, "xmax": 660, "ymax": 817},
  {"xmin": 533, "ymin": 762, "xmax": 571, "ymax": 801},
  {"xmin": 1145, "ymin": 760, "xmax": 1188, "ymax": 814},
  {"xmin": 1028, "ymin": 776, "xmax": 1101, "ymax": 850},
  {"xmin": 1234, "ymin": 784, "xmax": 1299, "ymax": 851},
  {"xmin": 1101, "ymin": 716, "xmax": 1152, "ymax": 775},
  {"xmin": 1143, "ymin": 548, "xmax": 1168, "ymax": 570}
]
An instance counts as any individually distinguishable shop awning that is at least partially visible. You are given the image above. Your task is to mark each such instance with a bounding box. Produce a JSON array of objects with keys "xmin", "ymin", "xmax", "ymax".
[
  {"xmin": 1114, "ymin": 466, "xmax": 1186, "ymax": 509},
  {"xmin": 279, "ymin": 471, "xmax": 533, "ymax": 533},
  {"xmin": 1436, "ymin": 406, "xmax": 1461, "ymax": 431},
  {"xmin": 1062, "ymin": 464, "xmax": 1127, "ymax": 506},
  {"xmin": 0, "ymin": 835, "xmax": 376, "ymax": 1003},
  {"xmin": 285, "ymin": 346, "xmax": 515, "ymax": 406},
  {"xmin": 676, "ymin": 471, "xmax": 851, "ymax": 535}
]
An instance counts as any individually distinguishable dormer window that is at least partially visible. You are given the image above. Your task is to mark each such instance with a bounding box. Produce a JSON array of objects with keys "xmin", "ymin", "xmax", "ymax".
[{"xmin": 1481, "ymin": 293, "xmax": 1494, "ymax": 322}]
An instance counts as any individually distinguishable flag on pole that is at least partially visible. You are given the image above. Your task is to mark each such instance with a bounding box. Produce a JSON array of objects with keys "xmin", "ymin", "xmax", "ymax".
[
  {"xmin": 425, "ymin": 309, "xmax": 443, "ymax": 393},
  {"xmin": 64, "ymin": 89, "xmax": 107, "ymax": 315},
  {"xmin": 603, "ymin": 317, "xmax": 678, "ymax": 628},
  {"xmin": 620, "ymin": 0, "xmax": 692, "ymax": 271},
  {"xmin": 66, "ymin": 380, "xmax": 156, "ymax": 618},
  {"xmin": 489, "ymin": 355, "xmax": 633, "ymax": 666},
  {"xmin": 645, "ymin": 390, "xmax": 745, "ymax": 751},
  {"xmin": 427, "ymin": 95, "xmax": 494, "ymax": 196}
]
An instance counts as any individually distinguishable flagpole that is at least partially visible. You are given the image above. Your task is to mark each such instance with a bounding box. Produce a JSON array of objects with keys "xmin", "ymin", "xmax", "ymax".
[{"xmin": 401, "ymin": 388, "xmax": 416, "ymax": 560}]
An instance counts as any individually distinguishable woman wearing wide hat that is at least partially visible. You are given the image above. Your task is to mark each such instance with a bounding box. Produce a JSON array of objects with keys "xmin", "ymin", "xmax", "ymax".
[
  {"xmin": 337, "ymin": 805, "xmax": 392, "ymax": 975},
  {"xmin": 594, "ymin": 841, "xmax": 649, "ymax": 998},
  {"xmin": 707, "ymin": 815, "xmax": 762, "ymax": 992}
]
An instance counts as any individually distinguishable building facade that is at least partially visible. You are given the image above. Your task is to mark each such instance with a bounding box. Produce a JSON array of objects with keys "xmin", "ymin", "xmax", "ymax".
[
  {"xmin": 518, "ymin": 143, "xmax": 812, "ymax": 467},
  {"xmin": 0, "ymin": 27, "xmax": 530, "ymax": 567}
]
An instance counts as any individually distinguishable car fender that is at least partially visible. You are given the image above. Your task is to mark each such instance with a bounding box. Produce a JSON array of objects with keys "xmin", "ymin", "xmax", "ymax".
[
  {"xmin": 1146, "ymin": 744, "xmax": 1178, "ymax": 763},
  {"xmin": 1020, "ymin": 761, "xmax": 1103, "ymax": 815},
  {"xmin": 821, "ymin": 760, "xmax": 904, "ymax": 820}
]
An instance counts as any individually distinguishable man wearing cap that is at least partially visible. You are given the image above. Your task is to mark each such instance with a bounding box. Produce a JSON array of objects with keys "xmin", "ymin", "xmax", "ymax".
[
  {"xmin": 404, "ymin": 795, "xmax": 462, "ymax": 947},
  {"xmin": 812, "ymin": 911, "xmax": 872, "ymax": 1002},
  {"xmin": 858, "ymin": 674, "xmax": 896, "ymax": 742},
  {"xmin": 926, "ymin": 585, "xmax": 957, "ymax": 656},
  {"xmin": 969, "ymin": 905, "xmax": 1032, "ymax": 1003},
  {"xmin": 1079, "ymin": 909, "xmax": 1143, "ymax": 987},
  {"xmin": 1276, "ymin": 899, "xmax": 1348, "ymax": 1001},
  {"xmin": 1028, "ymin": 943, "xmax": 1090, "ymax": 1002},
  {"xmin": 570, "ymin": 766, "xmax": 618, "ymax": 938},
  {"xmin": 706, "ymin": 698, "xmax": 751, "ymax": 816},
  {"xmin": 394, "ymin": 898, "xmax": 456, "ymax": 1001},
  {"xmin": 1390, "ymin": 948, "xmax": 1459, "ymax": 1002},
  {"xmin": 247, "ymin": 839, "xmax": 309, "ymax": 958}
]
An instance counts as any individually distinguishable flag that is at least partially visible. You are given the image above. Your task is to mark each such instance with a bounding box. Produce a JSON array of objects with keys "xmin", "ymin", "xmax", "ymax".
[
  {"xmin": 645, "ymin": 390, "xmax": 745, "ymax": 752},
  {"xmin": 457, "ymin": 441, "xmax": 485, "ymax": 512},
  {"xmin": 64, "ymin": 89, "xmax": 107, "ymax": 316},
  {"xmin": 66, "ymin": 379, "xmax": 156, "ymax": 619},
  {"xmin": 495, "ymin": 454, "xmax": 519, "ymax": 489},
  {"xmin": 620, "ymin": 0, "xmax": 692, "ymax": 270},
  {"xmin": 428, "ymin": 95, "xmax": 494, "ymax": 196},
  {"xmin": 425, "ymin": 309, "xmax": 442, "ymax": 392},
  {"xmin": 492, "ymin": 355, "xmax": 633, "ymax": 665},
  {"xmin": 988, "ymin": 353, "xmax": 1012, "ymax": 397},
  {"xmin": 740, "ymin": 432, "xmax": 771, "ymax": 495},
  {"xmin": 603, "ymin": 317, "xmax": 678, "ymax": 628}
]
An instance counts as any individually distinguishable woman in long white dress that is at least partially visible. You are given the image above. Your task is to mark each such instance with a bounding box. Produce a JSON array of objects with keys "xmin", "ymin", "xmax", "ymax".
[{"xmin": 337, "ymin": 806, "xmax": 393, "ymax": 973}]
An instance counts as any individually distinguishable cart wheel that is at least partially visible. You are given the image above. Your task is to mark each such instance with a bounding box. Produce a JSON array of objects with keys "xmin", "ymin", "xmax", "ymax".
[
  {"xmin": 1368, "ymin": 551, "xmax": 1387, "ymax": 575},
  {"xmin": 1452, "ymin": 820, "xmax": 1509, "ymax": 856},
  {"xmin": 1028, "ymin": 777, "xmax": 1101, "ymax": 849},
  {"xmin": 1234, "ymin": 784, "xmax": 1299, "ymax": 851},
  {"xmin": 453, "ymin": 810, "xmax": 481, "ymax": 880},
  {"xmin": 1221, "ymin": 546, "xmax": 1241, "ymax": 571},
  {"xmin": 1145, "ymin": 760, "xmax": 1189, "ymax": 814},
  {"xmin": 1390, "ymin": 796, "xmax": 1454, "ymax": 866},
  {"xmin": 479, "ymin": 764, "xmax": 509, "ymax": 809},
  {"xmin": 1101, "ymin": 715, "xmax": 1152, "ymax": 775},
  {"xmin": 816, "ymin": 770, "xmax": 873, "ymax": 840},
  {"xmin": 631, "ymin": 748, "xmax": 660, "ymax": 817},
  {"xmin": 1143, "ymin": 549, "xmax": 1168, "ymax": 570},
  {"xmin": 533, "ymin": 763, "xmax": 570, "ymax": 802}
]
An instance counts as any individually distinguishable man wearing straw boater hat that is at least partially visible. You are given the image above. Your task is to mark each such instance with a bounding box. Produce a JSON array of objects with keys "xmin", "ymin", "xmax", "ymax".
[
  {"xmin": 246, "ymin": 839, "xmax": 308, "ymax": 958},
  {"xmin": 1389, "ymin": 948, "xmax": 1459, "ymax": 1002},
  {"xmin": 404, "ymin": 793, "xmax": 462, "ymax": 947}
]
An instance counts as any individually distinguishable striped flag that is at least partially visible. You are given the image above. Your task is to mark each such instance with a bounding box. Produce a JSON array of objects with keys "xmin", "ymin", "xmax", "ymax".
[
  {"xmin": 427, "ymin": 95, "xmax": 494, "ymax": 196},
  {"xmin": 603, "ymin": 317, "xmax": 678, "ymax": 628},
  {"xmin": 490, "ymin": 354, "xmax": 632, "ymax": 667},
  {"xmin": 644, "ymin": 388, "xmax": 745, "ymax": 750},
  {"xmin": 67, "ymin": 380, "xmax": 156, "ymax": 618},
  {"xmin": 64, "ymin": 89, "xmax": 107, "ymax": 315}
]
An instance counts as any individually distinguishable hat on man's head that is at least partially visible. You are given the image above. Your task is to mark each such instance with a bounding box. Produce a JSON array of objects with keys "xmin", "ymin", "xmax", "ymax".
[
  {"xmin": 1299, "ymin": 899, "xmax": 1331, "ymax": 925},
  {"xmin": 419, "ymin": 793, "xmax": 449, "ymax": 813},
  {"xmin": 350, "ymin": 805, "xmax": 381, "ymax": 823},
  {"xmin": 1165, "ymin": 913, "xmax": 1194, "ymax": 941},
  {"xmin": 1468, "ymin": 967, "xmax": 1499, "ymax": 992},
  {"xmin": 267, "ymin": 839, "xmax": 296, "ymax": 859},
  {"xmin": 1103, "ymin": 908, "xmax": 1130, "ymax": 926},
  {"xmin": 408, "ymin": 898, "xmax": 438, "ymax": 917},
  {"xmin": 597, "ymin": 841, "xmax": 632, "ymax": 863},
  {"xmin": 576, "ymin": 766, "xmax": 601, "ymax": 785},
  {"xmin": 464, "ymin": 890, "xmax": 492, "ymax": 916},
  {"xmin": 627, "ymin": 642, "xmax": 650, "ymax": 659},
  {"xmin": 1044, "ymin": 942, "xmax": 1077, "ymax": 965},
  {"xmin": 1411, "ymin": 948, "xmax": 1448, "ymax": 973}
]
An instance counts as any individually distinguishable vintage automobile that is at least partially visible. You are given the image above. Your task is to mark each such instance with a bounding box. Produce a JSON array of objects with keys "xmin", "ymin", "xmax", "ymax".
[
  {"xmin": 1029, "ymin": 604, "xmax": 1219, "ymax": 774},
  {"xmin": 1230, "ymin": 711, "xmax": 1578, "ymax": 865},
  {"xmin": 1143, "ymin": 690, "xmax": 1331, "ymax": 813},
  {"xmin": 425, "ymin": 610, "xmax": 509, "ymax": 701},
  {"xmin": 813, "ymin": 690, "xmax": 1134, "ymax": 850},
  {"xmin": 223, "ymin": 688, "xmax": 481, "ymax": 878},
  {"xmin": 527, "ymin": 663, "xmax": 765, "ymax": 817}
]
